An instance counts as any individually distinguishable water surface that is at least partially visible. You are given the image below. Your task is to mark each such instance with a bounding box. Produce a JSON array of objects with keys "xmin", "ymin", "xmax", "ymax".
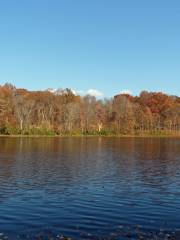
[{"xmin": 0, "ymin": 137, "xmax": 180, "ymax": 239}]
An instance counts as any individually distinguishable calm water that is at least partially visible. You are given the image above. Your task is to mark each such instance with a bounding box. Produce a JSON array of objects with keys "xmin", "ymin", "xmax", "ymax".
[{"xmin": 0, "ymin": 137, "xmax": 180, "ymax": 239}]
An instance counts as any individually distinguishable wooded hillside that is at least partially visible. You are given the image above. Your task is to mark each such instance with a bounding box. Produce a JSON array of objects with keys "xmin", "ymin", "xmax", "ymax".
[{"xmin": 0, "ymin": 83, "xmax": 179, "ymax": 135}]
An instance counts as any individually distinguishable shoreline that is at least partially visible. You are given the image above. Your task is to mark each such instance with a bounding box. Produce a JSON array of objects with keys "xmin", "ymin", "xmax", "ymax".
[{"xmin": 0, "ymin": 134, "xmax": 180, "ymax": 138}]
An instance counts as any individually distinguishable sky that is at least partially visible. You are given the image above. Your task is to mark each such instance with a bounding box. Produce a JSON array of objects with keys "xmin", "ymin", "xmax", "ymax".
[{"xmin": 0, "ymin": 0, "xmax": 180, "ymax": 97}]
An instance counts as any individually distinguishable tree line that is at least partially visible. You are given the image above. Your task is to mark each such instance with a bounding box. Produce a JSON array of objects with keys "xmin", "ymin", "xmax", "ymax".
[{"xmin": 0, "ymin": 83, "xmax": 179, "ymax": 135}]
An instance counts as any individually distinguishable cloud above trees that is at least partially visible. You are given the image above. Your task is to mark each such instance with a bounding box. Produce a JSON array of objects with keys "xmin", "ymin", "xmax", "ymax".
[
  {"xmin": 119, "ymin": 90, "xmax": 132, "ymax": 95},
  {"xmin": 73, "ymin": 89, "xmax": 104, "ymax": 98}
]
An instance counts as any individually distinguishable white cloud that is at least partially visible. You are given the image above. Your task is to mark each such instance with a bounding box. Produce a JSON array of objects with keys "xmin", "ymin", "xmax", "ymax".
[
  {"xmin": 46, "ymin": 87, "xmax": 104, "ymax": 98},
  {"xmin": 46, "ymin": 88, "xmax": 57, "ymax": 93},
  {"xmin": 86, "ymin": 89, "xmax": 104, "ymax": 97},
  {"xmin": 72, "ymin": 89, "xmax": 84, "ymax": 95},
  {"xmin": 71, "ymin": 89, "xmax": 76, "ymax": 95},
  {"xmin": 72, "ymin": 89, "xmax": 104, "ymax": 98},
  {"xmin": 120, "ymin": 89, "xmax": 132, "ymax": 95}
]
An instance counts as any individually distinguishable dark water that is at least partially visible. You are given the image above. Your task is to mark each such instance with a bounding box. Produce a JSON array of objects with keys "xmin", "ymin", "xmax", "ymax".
[{"xmin": 0, "ymin": 137, "xmax": 180, "ymax": 239}]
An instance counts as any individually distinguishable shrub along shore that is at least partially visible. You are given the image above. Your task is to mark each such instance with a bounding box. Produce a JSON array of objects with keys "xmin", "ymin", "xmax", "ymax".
[{"xmin": 0, "ymin": 130, "xmax": 179, "ymax": 138}]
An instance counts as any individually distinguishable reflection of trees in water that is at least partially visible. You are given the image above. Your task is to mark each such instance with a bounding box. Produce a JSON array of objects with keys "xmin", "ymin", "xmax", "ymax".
[
  {"xmin": 0, "ymin": 137, "xmax": 110, "ymax": 202},
  {"xmin": 111, "ymin": 137, "xmax": 180, "ymax": 191},
  {"xmin": 0, "ymin": 137, "xmax": 180, "ymax": 202},
  {"xmin": 134, "ymin": 138, "xmax": 180, "ymax": 188}
]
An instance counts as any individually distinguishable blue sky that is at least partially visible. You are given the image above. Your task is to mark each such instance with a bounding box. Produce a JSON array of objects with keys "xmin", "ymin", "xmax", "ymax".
[{"xmin": 0, "ymin": 0, "xmax": 180, "ymax": 97}]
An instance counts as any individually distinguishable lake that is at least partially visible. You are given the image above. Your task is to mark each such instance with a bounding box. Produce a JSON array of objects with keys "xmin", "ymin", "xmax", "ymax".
[{"xmin": 0, "ymin": 137, "xmax": 180, "ymax": 239}]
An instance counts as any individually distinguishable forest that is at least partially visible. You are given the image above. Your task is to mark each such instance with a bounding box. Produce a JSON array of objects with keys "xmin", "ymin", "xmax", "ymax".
[{"xmin": 0, "ymin": 83, "xmax": 179, "ymax": 136}]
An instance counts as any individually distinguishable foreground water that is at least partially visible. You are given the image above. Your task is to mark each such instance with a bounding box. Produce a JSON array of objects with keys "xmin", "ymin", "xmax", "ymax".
[{"xmin": 0, "ymin": 137, "xmax": 180, "ymax": 239}]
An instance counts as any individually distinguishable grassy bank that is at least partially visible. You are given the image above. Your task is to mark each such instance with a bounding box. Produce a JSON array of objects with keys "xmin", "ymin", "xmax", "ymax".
[
  {"xmin": 0, "ymin": 132, "xmax": 179, "ymax": 138},
  {"xmin": 1, "ymin": 124, "xmax": 180, "ymax": 138}
]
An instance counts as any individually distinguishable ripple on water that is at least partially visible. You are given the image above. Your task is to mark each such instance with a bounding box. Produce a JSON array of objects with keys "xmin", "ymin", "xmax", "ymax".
[{"xmin": 0, "ymin": 137, "xmax": 180, "ymax": 239}]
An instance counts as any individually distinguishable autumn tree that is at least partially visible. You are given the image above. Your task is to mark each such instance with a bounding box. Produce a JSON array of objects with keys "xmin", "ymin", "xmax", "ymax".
[{"xmin": 0, "ymin": 83, "xmax": 179, "ymax": 135}]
